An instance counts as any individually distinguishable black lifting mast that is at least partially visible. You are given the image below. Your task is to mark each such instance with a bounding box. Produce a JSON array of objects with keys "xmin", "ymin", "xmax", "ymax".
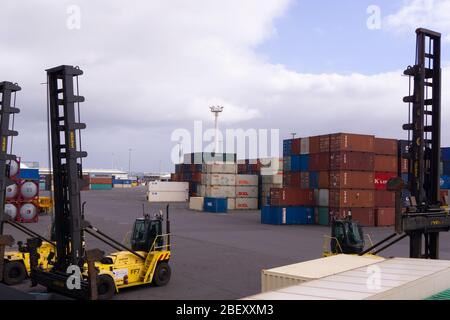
[
  {"xmin": 400, "ymin": 28, "xmax": 450, "ymax": 259},
  {"xmin": 0, "ymin": 82, "xmax": 21, "ymax": 283},
  {"xmin": 29, "ymin": 65, "xmax": 93, "ymax": 298}
]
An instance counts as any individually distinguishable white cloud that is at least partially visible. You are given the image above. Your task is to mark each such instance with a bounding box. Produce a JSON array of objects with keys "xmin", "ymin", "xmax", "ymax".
[
  {"xmin": 385, "ymin": 0, "xmax": 450, "ymax": 41},
  {"xmin": 0, "ymin": 1, "xmax": 449, "ymax": 171}
]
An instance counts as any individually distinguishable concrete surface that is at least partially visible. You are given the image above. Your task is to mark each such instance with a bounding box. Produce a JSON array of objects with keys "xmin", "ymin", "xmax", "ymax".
[{"xmin": 3, "ymin": 186, "xmax": 450, "ymax": 300}]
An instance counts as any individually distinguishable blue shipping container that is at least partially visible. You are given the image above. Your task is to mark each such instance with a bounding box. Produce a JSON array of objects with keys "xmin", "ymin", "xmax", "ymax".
[
  {"xmin": 261, "ymin": 206, "xmax": 315, "ymax": 225},
  {"xmin": 441, "ymin": 176, "xmax": 450, "ymax": 189},
  {"xmin": 299, "ymin": 155, "xmax": 309, "ymax": 171},
  {"xmin": 291, "ymin": 155, "xmax": 300, "ymax": 172},
  {"xmin": 19, "ymin": 168, "xmax": 39, "ymax": 180},
  {"xmin": 442, "ymin": 148, "xmax": 450, "ymax": 161},
  {"xmin": 283, "ymin": 139, "xmax": 292, "ymax": 156},
  {"xmin": 442, "ymin": 161, "xmax": 450, "ymax": 176},
  {"xmin": 204, "ymin": 197, "xmax": 227, "ymax": 213},
  {"xmin": 309, "ymin": 171, "xmax": 318, "ymax": 189}
]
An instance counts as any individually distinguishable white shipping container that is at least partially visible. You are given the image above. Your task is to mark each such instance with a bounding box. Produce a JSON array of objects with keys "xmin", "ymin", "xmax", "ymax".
[
  {"xmin": 249, "ymin": 257, "xmax": 450, "ymax": 300},
  {"xmin": 235, "ymin": 174, "xmax": 258, "ymax": 186},
  {"xmin": 189, "ymin": 197, "xmax": 204, "ymax": 211},
  {"xmin": 300, "ymin": 137, "xmax": 309, "ymax": 154},
  {"xmin": 235, "ymin": 186, "xmax": 258, "ymax": 198},
  {"xmin": 203, "ymin": 186, "xmax": 236, "ymax": 198},
  {"xmin": 228, "ymin": 198, "xmax": 236, "ymax": 210},
  {"xmin": 148, "ymin": 181, "xmax": 189, "ymax": 192},
  {"xmin": 260, "ymin": 158, "xmax": 283, "ymax": 175},
  {"xmin": 202, "ymin": 164, "xmax": 237, "ymax": 174},
  {"xmin": 147, "ymin": 191, "xmax": 188, "ymax": 202},
  {"xmin": 318, "ymin": 189, "xmax": 329, "ymax": 207},
  {"xmin": 261, "ymin": 254, "xmax": 384, "ymax": 293},
  {"xmin": 235, "ymin": 197, "xmax": 258, "ymax": 210},
  {"xmin": 202, "ymin": 174, "xmax": 236, "ymax": 186}
]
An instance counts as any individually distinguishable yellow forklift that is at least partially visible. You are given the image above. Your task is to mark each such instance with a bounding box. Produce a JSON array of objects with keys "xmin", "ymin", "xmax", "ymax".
[{"xmin": 24, "ymin": 65, "xmax": 172, "ymax": 300}]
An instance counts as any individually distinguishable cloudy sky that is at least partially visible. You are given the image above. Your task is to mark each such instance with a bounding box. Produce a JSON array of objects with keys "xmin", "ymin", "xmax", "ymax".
[{"xmin": 1, "ymin": 0, "xmax": 450, "ymax": 172}]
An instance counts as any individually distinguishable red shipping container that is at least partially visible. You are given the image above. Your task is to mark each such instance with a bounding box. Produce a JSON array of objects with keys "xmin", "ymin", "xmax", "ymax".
[
  {"xmin": 318, "ymin": 171, "xmax": 329, "ymax": 188},
  {"xmin": 309, "ymin": 136, "xmax": 320, "ymax": 154},
  {"xmin": 374, "ymin": 172, "xmax": 397, "ymax": 190},
  {"xmin": 309, "ymin": 153, "xmax": 330, "ymax": 171},
  {"xmin": 291, "ymin": 138, "xmax": 301, "ymax": 155},
  {"xmin": 329, "ymin": 207, "xmax": 375, "ymax": 227},
  {"xmin": 329, "ymin": 152, "xmax": 374, "ymax": 171},
  {"xmin": 329, "ymin": 171, "xmax": 374, "ymax": 190},
  {"xmin": 270, "ymin": 187, "xmax": 315, "ymax": 206},
  {"xmin": 375, "ymin": 208, "xmax": 395, "ymax": 226},
  {"xmin": 374, "ymin": 138, "xmax": 397, "ymax": 156},
  {"xmin": 329, "ymin": 133, "xmax": 375, "ymax": 153},
  {"xmin": 284, "ymin": 172, "xmax": 300, "ymax": 187},
  {"xmin": 90, "ymin": 177, "xmax": 112, "ymax": 184},
  {"xmin": 191, "ymin": 172, "xmax": 202, "ymax": 183},
  {"xmin": 319, "ymin": 135, "xmax": 330, "ymax": 153},
  {"xmin": 329, "ymin": 189, "xmax": 374, "ymax": 208},
  {"xmin": 374, "ymin": 155, "xmax": 397, "ymax": 172},
  {"xmin": 375, "ymin": 190, "xmax": 395, "ymax": 207}
]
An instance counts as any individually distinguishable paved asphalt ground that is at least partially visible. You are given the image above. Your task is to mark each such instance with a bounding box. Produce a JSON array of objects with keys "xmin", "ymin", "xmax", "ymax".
[{"xmin": 4, "ymin": 186, "xmax": 450, "ymax": 300}]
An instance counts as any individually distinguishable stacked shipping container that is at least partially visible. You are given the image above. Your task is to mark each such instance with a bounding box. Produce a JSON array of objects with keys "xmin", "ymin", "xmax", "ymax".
[{"xmin": 89, "ymin": 173, "xmax": 113, "ymax": 190}]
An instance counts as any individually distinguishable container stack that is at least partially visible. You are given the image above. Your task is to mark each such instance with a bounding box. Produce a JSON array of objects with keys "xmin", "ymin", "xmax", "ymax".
[
  {"xmin": 5, "ymin": 159, "xmax": 40, "ymax": 223},
  {"xmin": 89, "ymin": 173, "xmax": 113, "ymax": 190},
  {"xmin": 199, "ymin": 163, "xmax": 237, "ymax": 210},
  {"xmin": 235, "ymin": 174, "xmax": 259, "ymax": 210},
  {"xmin": 374, "ymin": 138, "xmax": 398, "ymax": 226},
  {"xmin": 237, "ymin": 157, "xmax": 283, "ymax": 208}
]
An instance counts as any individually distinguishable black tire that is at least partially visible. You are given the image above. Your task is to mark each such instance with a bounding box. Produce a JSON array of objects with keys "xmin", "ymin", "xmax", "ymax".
[
  {"xmin": 153, "ymin": 262, "xmax": 171, "ymax": 286},
  {"xmin": 3, "ymin": 261, "xmax": 27, "ymax": 285},
  {"xmin": 96, "ymin": 274, "xmax": 115, "ymax": 300}
]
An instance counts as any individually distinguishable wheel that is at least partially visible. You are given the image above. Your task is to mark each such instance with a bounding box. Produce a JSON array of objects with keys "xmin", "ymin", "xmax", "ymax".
[
  {"xmin": 96, "ymin": 275, "xmax": 115, "ymax": 300},
  {"xmin": 153, "ymin": 262, "xmax": 171, "ymax": 286},
  {"xmin": 3, "ymin": 261, "xmax": 27, "ymax": 285}
]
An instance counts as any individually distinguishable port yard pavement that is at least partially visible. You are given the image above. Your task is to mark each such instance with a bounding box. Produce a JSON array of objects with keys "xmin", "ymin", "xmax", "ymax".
[{"xmin": 5, "ymin": 186, "xmax": 450, "ymax": 300}]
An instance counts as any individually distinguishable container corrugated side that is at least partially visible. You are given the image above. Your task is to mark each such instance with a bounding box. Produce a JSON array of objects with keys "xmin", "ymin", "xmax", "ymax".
[
  {"xmin": 261, "ymin": 254, "xmax": 384, "ymax": 292},
  {"xmin": 148, "ymin": 181, "xmax": 189, "ymax": 192}
]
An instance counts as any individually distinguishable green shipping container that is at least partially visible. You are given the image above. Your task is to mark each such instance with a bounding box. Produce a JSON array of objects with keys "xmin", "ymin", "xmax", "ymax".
[
  {"xmin": 318, "ymin": 207, "xmax": 329, "ymax": 226},
  {"xmin": 90, "ymin": 183, "xmax": 112, "ymax": 190}
]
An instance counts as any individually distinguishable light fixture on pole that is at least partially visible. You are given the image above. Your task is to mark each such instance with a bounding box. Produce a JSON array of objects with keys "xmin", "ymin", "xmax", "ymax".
[{"xmin": 210, "ymin": 106, "xmax": 224, "ymax": 154}]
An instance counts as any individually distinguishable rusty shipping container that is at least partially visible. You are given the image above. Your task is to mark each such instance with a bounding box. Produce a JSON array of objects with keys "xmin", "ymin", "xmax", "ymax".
[
  {"xmin": 319, "ymin": 135, "xmax": 330, "ymax": 153},
  {"xmin": 329, "ymin": 133, "xmax": 374, "ymax": 153},
  {"xmin": 329, "ymin": 189, "xmax": 374, "ymax": 208},
  {"xmin": 374, "ymin": 155, "xmax": 398, "ymax": 173},
  {"xmin": 329, "ymin": 207, "xmax": 375, "ymax": 227},
  {"xmin": 329, "ymin": 171, "xmax": 374, "ymax": 190},
  {"xmin": 270, "ymin": 187, "xmax": 315, "ymax": 206},
  {"xmin": 291, "ymin": 138, "xmax": 301, "ymax": 155},
  {"xmin": 374, "ymin": 138, "xmax": 397, "ymax": 155},
  {"xmin": 309, "ymin": 136, "xmax": 320, "ymax": 154},
  {"xmin": 375, "ymin": 190, "xmax": 395, "ymax": 207},
  {"xmin": 329, "ymin": 152, "xmax": 374, "ymax": 171},
  {"xmin": 309, "ymin": 153, "xmax": 330, "ymax": 171},
  {"xmin": 318, "ymin": 171, "xmax": 329, "ymax": 189},
  {"xmin": 375, "ymin": 208, "xmax": 395, "ymax": 226},
  {"xmin": 300, "ymin": 172, "xmax": 310, "ymax": 189}
]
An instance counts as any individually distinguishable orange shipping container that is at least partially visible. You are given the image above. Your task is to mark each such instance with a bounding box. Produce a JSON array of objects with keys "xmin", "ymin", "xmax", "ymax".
[
  {"xmin": 329, "ymin": 133, "xmax": 374, "ymax": 153},
  {"xmin": 318, "ymin": 171, "xmax": 329, "ymax": 188},
  {"xmin": 89, "ymin": 177, "xmax": 112, "ymax": 184},
  {"xmin": 309, "ymin": 136, "xmax": 320, "ymax": 154},
  {"xmin": 329, "ymin": 189, "xmax": 374, "ymax": 208},
  {"xmin": 374, "ymin": 155, "xmax": 398, "ymax": 172},
  {"xmin": 374, "ymin": 138, "xmax": 397, "ymax": 155},
  {"xmin": 329, "ymin": 171, "xmax": 374, "ymax": 190}
]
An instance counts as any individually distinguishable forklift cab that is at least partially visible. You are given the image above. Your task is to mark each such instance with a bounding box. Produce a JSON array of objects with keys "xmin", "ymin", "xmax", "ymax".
[
  {"xmin": 330, "ymin": 218, "xmax": 365, "ymax": 254},
  {"xmin": 131, "ymin": 217, "xmax": 163, "ymax": 252}
]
